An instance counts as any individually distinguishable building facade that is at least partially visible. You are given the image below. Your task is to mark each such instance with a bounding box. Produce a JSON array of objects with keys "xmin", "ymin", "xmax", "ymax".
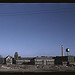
[
  {"xmin": 4, "ymin": 55, "xmax": 16, "ymax": 65},
  {"xmin": 2, "ymin": 53, "xmax": 75, "ymax": 66},
  {"xmin": 54, "ymin": 56, "xmax": 75, "ymax": 66},
  {"xmin": 34, "ymin": 56, "xmax": 54, "ymax": 65},
  {"xmin": 16, "ymin": 57, "xmax": 35, "ymax": 65}
]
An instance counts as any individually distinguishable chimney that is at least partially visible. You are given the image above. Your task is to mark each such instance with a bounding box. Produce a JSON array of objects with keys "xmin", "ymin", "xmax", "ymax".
[{"xmin": 62, "ymin": 45, "xmax": 63, "ymax": 56}]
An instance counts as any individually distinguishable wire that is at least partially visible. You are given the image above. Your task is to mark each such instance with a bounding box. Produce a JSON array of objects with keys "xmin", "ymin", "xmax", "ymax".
[{"xmin": 0, "ymin": 7, "xmax": 75, "ymax": 16}]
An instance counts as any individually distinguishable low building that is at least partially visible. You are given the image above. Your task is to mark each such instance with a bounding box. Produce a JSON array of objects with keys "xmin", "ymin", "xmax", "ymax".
[
  {"xmin": 34, "ymin": 56, "xmax": 54, "ymax": 65},
  {"xmin": 54, "ymin": 56, "xmax": 75, "ymax": 66},
  {"xmin": 16, "ymin": 57, "xmax": 35, "ymax": 65},
  {"xmin": 4, "ymin": 55, "xmax": 16, "ymax": 65},
  {"xmin": 4, "ymin": 55, "xmax": 75, "ymax": 66}
]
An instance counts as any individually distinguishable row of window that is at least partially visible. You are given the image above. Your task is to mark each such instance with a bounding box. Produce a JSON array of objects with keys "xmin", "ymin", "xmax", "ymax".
[
  {"xmin": 35, "ymin": 62, "xmax": 54, "ymax": 65},
  {"xmin": 16, "ymin": 60, "xmax": 30, "ymax": 62},
  {"xmin": 35, "ymin": 59, "xmax": 54, "ymax": 61}
]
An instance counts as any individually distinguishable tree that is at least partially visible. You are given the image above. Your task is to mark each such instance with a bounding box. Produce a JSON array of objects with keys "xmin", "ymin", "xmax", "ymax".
[{"xmin": 14, "ymin": 52, "xmax": 18, "ymax": 60}]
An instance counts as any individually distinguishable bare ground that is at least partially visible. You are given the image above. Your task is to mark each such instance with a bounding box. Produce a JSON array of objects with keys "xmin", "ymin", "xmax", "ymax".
[{"xmin": 0, "ymin": 64, "xmax": 75, "ymax": 72}]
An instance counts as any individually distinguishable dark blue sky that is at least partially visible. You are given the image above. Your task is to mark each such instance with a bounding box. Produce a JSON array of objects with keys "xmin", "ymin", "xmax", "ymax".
[{"xmin": 0, "ymin": 3, "xmax": 75, "ymax": 57}]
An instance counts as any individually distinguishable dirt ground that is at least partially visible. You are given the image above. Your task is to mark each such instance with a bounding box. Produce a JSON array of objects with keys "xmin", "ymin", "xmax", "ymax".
[{"xmin": 0, "ymin": 64, "xmax": 75, "ymax": 72}]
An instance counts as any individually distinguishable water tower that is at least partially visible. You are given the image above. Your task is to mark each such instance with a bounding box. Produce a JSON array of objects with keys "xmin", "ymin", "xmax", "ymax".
[{"xmin": 66, "ymin": 48, "xmax": 70, "ymax": 56}]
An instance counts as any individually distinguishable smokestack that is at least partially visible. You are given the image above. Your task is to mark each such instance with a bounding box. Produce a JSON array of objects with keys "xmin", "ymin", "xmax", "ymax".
[{"xmin": 62, "ymin": 45, "xmax": 63, "ymax": 56}]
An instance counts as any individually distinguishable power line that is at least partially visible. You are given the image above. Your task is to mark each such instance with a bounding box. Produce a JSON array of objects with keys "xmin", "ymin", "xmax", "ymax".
[{"xmin": 0, "ymin": 8, "xmax": 75, "ymax": 16}]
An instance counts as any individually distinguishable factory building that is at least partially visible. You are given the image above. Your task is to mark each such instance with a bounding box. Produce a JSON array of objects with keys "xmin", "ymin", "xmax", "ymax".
[
  {"xmin": 53, "ymin": 45, "xmax": 75, "ymax": 66},
  {"xmin": 2, "ymin": 55, "xmax": 75, "ymax": 66},
  {"xmin": 3, "ymin": 55, "xmax": 55, "ymax": 65},
  {"xmin": 1, "ymin": 45, "xmax": 75, "ymax": 66},
  {"xmin": 16, "ymin": 57, "xmax": 35, "ymax": 65},
  {"xmin": 54, "ymin": 56, "xmax": 75, "ymax": 66},
  {"xmin": 14, "ymin": 56, "xmax": 55, "ymax": 65},
  {"xmin": 34, "ymin": 56, "xmax": 54, "ymax": 65}
]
